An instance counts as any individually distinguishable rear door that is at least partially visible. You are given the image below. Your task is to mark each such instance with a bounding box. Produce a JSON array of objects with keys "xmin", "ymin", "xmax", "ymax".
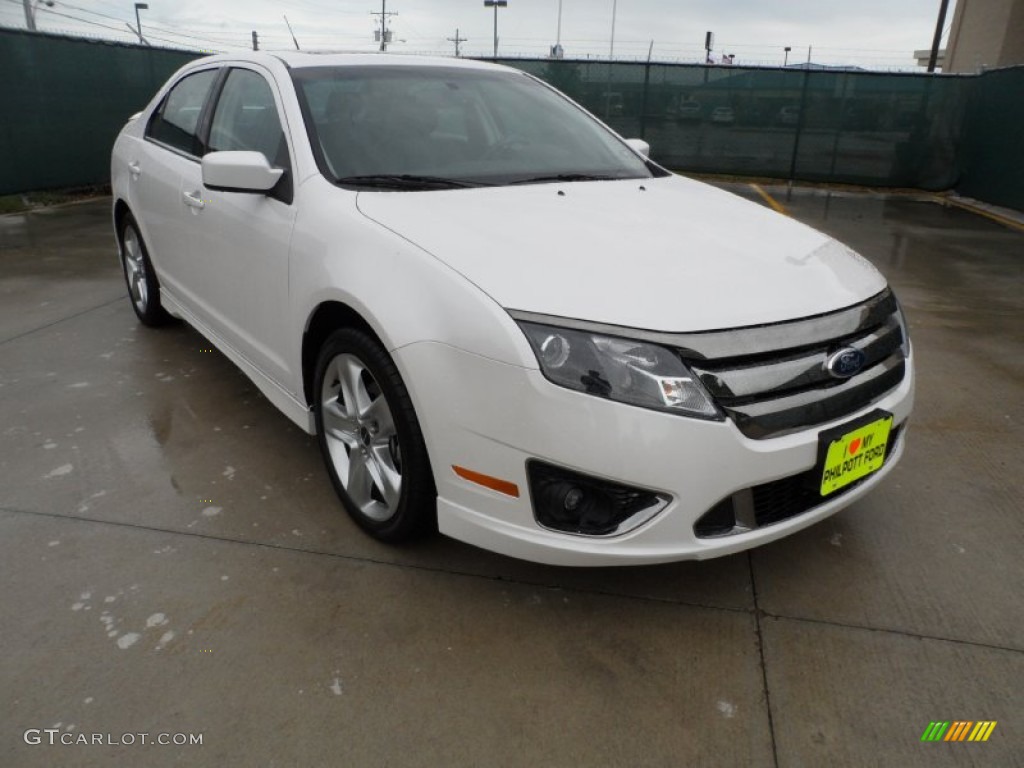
[{"xmin": 133, "ymin": 67, "xmax": 221, "ymax": 299}]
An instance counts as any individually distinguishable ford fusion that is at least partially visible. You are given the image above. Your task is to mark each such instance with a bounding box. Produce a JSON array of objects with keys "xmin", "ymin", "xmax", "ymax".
[{"xmin": 111, "ymin": 53, "xmax": 913, "ymax": 566}]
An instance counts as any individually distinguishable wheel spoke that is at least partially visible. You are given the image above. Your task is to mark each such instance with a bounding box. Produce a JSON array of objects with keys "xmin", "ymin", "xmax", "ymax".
[
  {"xmin": 339, "ymin": 357, "xmax": 369, "ymax": 415},
  {"xmin": 346, "ymin": 449, "xmax": 373, "ymax": 508},
  {"xmin": 367, "ymin": 450, "xmax": 402, "ymax": 509}
]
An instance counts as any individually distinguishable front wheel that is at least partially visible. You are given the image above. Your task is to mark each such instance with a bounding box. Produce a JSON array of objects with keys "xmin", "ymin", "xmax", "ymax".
[{"xmin": 314, "ymin": 328, "xmax": 436, "ymax": 541}]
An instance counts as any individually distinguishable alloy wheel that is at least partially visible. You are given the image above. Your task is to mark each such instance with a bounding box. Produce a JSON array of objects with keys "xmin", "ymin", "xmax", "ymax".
[{"xmin": 320, "ymin": 353, "xmax": 403, "ymax": 522}]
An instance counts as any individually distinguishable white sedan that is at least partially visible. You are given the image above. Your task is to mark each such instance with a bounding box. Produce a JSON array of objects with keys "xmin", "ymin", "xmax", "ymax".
[{"xmin": 111, "ymin": 52, "xmax": 913, "ymax": 566}]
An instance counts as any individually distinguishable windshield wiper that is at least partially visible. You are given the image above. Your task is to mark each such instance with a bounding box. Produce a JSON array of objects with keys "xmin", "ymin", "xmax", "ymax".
[
  {"xmin": 509, "ymin": 173, "xmax": 619, "ymax": 185},
  {"xmin": 335, "ymin": 174, "xmax": 490, "ymax": 190}
]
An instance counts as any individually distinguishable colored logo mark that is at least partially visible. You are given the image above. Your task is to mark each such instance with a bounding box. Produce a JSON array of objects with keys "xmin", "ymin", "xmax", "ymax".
[{"xmin": 921, "ymin": 721, "xmax": 997, "ymax": 742}]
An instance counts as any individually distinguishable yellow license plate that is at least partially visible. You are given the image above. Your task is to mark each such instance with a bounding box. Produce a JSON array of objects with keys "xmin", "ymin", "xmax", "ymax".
[{"xmin": 820, "ymin": 415, "xmax": 893, "ymax": 496}]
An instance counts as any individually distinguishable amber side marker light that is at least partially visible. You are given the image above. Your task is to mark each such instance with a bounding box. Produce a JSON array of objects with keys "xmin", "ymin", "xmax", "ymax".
[{"xmin": 452, "ymin": 466, "xmax": 520, "ymax": 498}]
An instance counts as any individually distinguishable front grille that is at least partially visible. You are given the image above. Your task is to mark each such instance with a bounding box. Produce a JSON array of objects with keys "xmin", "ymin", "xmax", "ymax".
[
  {"xmin": 694, "ymin": 425, "xmax": 902, "ymax": 538},
  {"xmin": 683, "ymin": 289, "xmax": 908, "ymax": 439}
]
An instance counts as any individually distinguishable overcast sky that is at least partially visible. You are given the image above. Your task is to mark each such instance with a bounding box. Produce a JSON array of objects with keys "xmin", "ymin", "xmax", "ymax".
[{"xmin": 2, "ymin": 0, "xmax": 954, "ymax": 69}]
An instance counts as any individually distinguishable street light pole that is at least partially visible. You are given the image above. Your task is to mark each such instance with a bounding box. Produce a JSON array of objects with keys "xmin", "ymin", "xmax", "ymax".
[
  {"xmin": 609, "ymin": 0, "xmax": 617, "ymax": 60},
  {"xmin": 23, "ymin": 0, "xmax": 55, "ymax": 30},
  {"xmin": 133, "ymin": 3, "xmax": 148, "ymax": 45},
  {"xmin": 483, "ymin": 0, "xmax": 507, "ymax": 59}
]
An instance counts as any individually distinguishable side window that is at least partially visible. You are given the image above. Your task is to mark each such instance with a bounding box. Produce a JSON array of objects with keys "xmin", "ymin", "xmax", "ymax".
[
  {"xmin": 208, "ymin": 69, "xmax": 289, "ymax": 169},
  {"xmin": 146, "ymin": 69, "xmax": 219, "ymax": 156}
]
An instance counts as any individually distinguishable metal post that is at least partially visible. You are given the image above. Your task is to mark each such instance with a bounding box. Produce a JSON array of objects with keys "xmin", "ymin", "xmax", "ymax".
[
  {"xmin": 788, "ymin": 63, "xmax": 812, "ymax": 183},
  {"xmin": 609, "ymin": 0, "xmax": 617, "ymax": 60},
  {"xmin": 380, "ymin": 0, "xmax": 387, "ymax": 51},
  {"xmin": 556, "ymin": 0, "xmax": 562, "ymax": 45},
  {"xmin": 483, "ymin": 0, "xmax": 507, "ymax": 59},
  {"xmin": 134, "ymin": 3, "xmax": 147, "ymax": 45},
  {"xmin": 252, "ymin": 31, "xmax": 259, "ymax": 51},
  {"xmin": 639, "ymin": 43, "xmax": 653, "ymax": 140},
  {"xmin": 927, "ymin": 0, "xmax": 951, "ymax": 72},
  {"xmin": 22, "ymin": 0, "xmax": 36, "ymax": 31}
]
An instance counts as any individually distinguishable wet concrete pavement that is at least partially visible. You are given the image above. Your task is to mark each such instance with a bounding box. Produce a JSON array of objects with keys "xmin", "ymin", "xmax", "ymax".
[{"xmin": 1, "ymin": 188, "xmax": 1021, "ymax": 766}]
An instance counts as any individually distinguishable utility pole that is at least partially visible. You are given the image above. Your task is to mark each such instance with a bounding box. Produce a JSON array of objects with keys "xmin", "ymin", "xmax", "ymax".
[
  {"xmin": 784, "ymin": 46, "xmax": 791, "ymax": 66},
  {"xmin": 483, "ymin": 0, "xmax": 507, "ymax": 59},
  {"xmin": 251, "ymin": 30, "xmax": 259, "ymax": 50},
  {"xmin": 371, "ymin": 0, "xmax": 397, "ymax": 52},
  {"xmin": 704, "ymin": 30, "xmax": 713, "ymax": 63},
  {"xmin": 927, "ymin": 0, "xmax": 951, "ymax": 72},
  {"xmin": 447, "ymin": 28, "xmax": 467, "ymax": 57}
]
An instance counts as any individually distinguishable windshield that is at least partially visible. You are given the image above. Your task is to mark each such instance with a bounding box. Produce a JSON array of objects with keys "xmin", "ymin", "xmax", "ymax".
[{"xmin": 291, "ymin": 65, "xmax": 656, "ymax": 189}]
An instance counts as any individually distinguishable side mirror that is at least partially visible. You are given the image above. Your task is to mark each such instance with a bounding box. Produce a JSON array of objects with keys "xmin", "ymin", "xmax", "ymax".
[
  {"xmin": 624, "ymin": 138, "xmax": 650, "ymax": 158},
  {"xmin": 202, "ymin": 151, "xmax": 283, "ymax": 193}
]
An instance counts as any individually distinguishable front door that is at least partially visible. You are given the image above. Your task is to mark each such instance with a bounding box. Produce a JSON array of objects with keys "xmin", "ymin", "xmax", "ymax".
[{"xmin": 179, "ymin": 66, "xmax": 297, "ymax": 390}]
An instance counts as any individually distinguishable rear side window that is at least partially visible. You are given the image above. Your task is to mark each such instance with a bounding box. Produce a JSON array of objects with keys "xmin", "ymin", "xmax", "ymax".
[{"xmin": 146, "ymin": 69, "xmax": 219, "ymax": 156}]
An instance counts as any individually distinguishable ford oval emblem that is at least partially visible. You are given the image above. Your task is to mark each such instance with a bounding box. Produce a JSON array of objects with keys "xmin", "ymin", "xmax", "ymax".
[{"xmin": 825, "ymin": 347, "xmax": 866, "ymax": 379}]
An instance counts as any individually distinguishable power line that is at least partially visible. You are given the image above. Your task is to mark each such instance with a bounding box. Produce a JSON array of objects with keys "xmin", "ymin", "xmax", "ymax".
[{"xmin": 51, "ymin": 0, "xmax": 248, "ymax": 48}]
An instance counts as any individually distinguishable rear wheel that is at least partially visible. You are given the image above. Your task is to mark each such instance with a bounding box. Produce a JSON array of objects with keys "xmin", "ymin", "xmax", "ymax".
[
  {"xmin": 119, "ymin": 214, "xmax": 171, "ymax": 326},
  {"xmin": 314, "ymin": 328, "xmax": 436, "ymax": 541}
]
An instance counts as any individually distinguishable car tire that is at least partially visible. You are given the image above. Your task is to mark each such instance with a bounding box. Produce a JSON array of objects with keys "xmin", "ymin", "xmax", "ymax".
[
  {"xmin": 314, "ymin": 328, "xmax": 436, "ymax": 541},
  {"xmin": 119, "ymin": 214, "xmax": 172, "ymax": 327}
]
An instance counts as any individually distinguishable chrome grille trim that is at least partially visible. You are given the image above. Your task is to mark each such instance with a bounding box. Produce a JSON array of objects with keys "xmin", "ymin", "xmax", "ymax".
[
  {"xmin": 508, "ymin": 289, "xmax": 897, "ymax": 361},
  {"xmin": 688, "ymin": 290, "xmax": 907, "ymax": 439},
  {"xmin": 722, "ymin": 354, "xmax": 905, "ymax": 439},
  {"xmin": 694, "ymin": 315, "xmax": 903, "ymax": 400}
]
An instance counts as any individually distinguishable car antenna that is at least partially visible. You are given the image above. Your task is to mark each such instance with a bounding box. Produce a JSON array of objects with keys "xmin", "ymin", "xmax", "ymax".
[{"xmin": 283, "ymin": 15, "xmax": 301, "ymax": 50}]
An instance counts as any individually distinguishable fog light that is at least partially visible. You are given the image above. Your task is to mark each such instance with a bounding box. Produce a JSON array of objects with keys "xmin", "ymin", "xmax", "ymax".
[
  {"xmin": 563, "ymin": 487, "xmax": 584, "ymax": 511},
  {"xmin": 527, "ymin": 460, "xmax": 670, "ymax": 536}
]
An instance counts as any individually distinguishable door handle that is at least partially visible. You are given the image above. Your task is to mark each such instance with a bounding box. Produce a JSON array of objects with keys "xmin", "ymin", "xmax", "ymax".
[
  {"xmin": 128, "ymin": 161, "xmax": 141, "ymax": 176},
  {"xmin": 182, "ymin": 190, "xmax": 206, "ymax": 210}
]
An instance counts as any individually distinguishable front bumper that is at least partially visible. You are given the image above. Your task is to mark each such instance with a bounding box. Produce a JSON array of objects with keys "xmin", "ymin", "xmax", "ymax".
[{"xmin": 395, "ymin": 341, "xmax": 914, "ymax": 566}]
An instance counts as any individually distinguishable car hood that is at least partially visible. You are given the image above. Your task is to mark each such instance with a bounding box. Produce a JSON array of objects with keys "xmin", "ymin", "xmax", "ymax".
[{"xmin": 355, "ymin": 175, "xmax": 886, "ymax": 332}]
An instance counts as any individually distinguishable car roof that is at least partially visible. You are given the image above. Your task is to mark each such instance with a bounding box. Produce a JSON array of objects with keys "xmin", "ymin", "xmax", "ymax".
[{"xmin": 197, "ymin": 50, "xmax": 507, "ymax": 73}]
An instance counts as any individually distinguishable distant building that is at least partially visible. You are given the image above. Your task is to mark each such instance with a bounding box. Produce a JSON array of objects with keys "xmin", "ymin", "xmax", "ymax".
[
  {"xmin": 944, "ymin": 0, "xmax": 1024, "ymax": 73},
  {"xmin": 913, "ymin": 49, "xmax": 946, "ymax": 68}
]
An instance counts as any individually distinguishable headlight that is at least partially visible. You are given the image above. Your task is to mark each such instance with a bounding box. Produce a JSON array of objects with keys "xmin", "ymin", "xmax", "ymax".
[{"xmin": 517, "ymin": 321, "xmax": 721, "ymax": 420}]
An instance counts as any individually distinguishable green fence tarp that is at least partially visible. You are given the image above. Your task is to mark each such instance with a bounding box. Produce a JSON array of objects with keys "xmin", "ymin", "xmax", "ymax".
[
  {"xmin": 957, "ymin": 66, "xmax": 1024, "ymax": 212},
  {"xmin": 0, "ymin": 29, "xmax": 200, "ymax": 194},
  {"xmin": 1, "ymin": 28, "xmax": 1021, "ymax": 212},
  {"xmin": 503, "ymin": 58, "xmax": 973, "ymax": 191}
]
